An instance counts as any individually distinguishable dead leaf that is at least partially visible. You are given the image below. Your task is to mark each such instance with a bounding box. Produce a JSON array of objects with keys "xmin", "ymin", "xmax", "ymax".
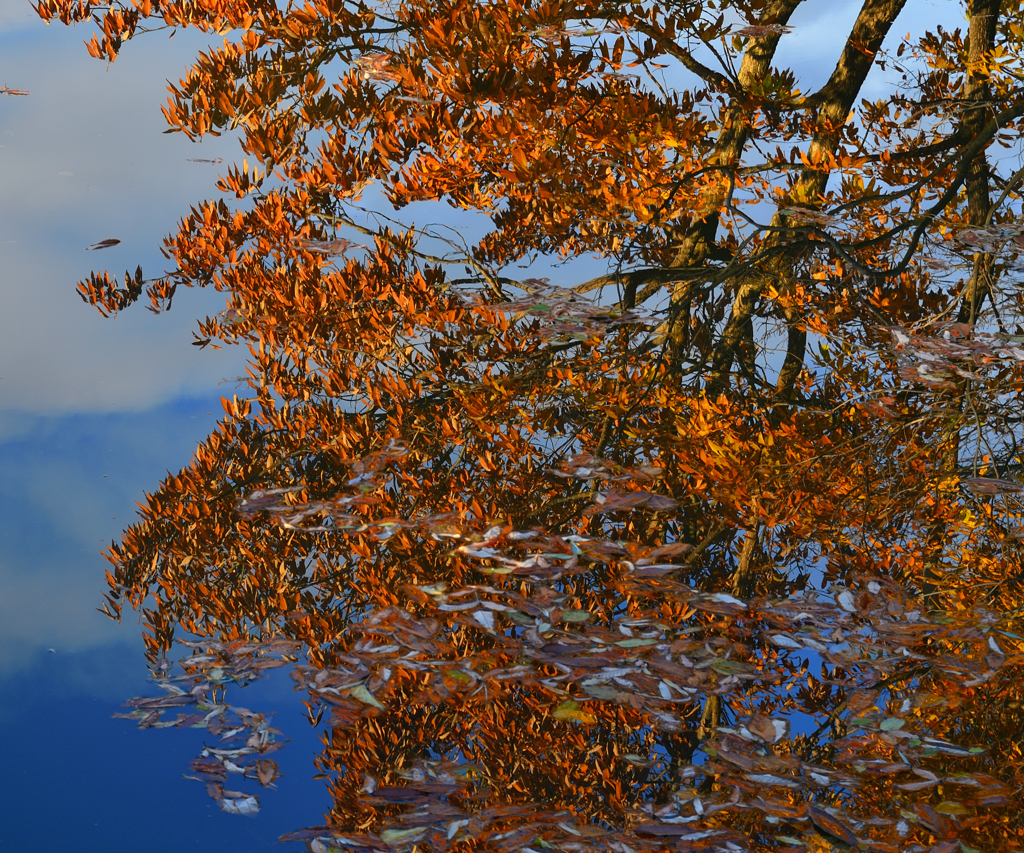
[
  {"xmin": 807, "ymin": 806, "xmax": 858, "ymax": 846},
  {"xmin": 733, "ymin": 23, "xmax": 793, "ymax": 38},
  {"xmin": 965, "ymin": 477, "xmax": 1024, "ymax": 495},
  {"xmin": 255, "ymin": 759, "xmax": 280, "ymax": 786},
  {"xmin": 348, "ymin": 684, "xmax": 386, "ymax": 710},
  {"xmin": 553, "ymin": 700, "xmax": 597, "ymax": 724},
  {"xmin": 219, "ymin": 794, "xmax": 259, "ymax": 816},
  {"xmin": 380, "ymin": 827, "xmax": 426, "ymax": 845},
  {"xmin": 472, "ymin": 609, "xmax": 495, "ymax": 630},
  {"xmin": 748, "ymin": 715, "xmax": 788, "ymax": 743},
  {"xmin": 86, "ymin": 238, "xmax": 121, "ymax": 250}
]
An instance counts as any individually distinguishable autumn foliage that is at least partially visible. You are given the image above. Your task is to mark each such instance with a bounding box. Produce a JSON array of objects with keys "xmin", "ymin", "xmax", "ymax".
[{"xmin": 35, "ymin": 0, "xmax": 1024, "ymax": 849}]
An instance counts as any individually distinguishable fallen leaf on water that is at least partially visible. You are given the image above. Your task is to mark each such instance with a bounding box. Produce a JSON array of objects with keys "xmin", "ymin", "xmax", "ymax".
[
  {"xmin": 297, "ymin": 238, "xmax": 364, "ymax": 255},
  {"xmin": 553, "ymin": 700, "xmax": 597, "ymax": 724},
  {"xmin": 560, "ymin": 609, "xmax": 591, "ymax": 622},
  {"xmin": 934, "ymin": 801, "xmax": 970, "ymax": 816},
  {"xmin": 472, "ymin": 609, "xmax": 495, "ymax": 630},
  {"xmin": 86, "ymin": 238, "xmax": 121, "ymax": 250},
  {"xmin": 746, "ymin": 773, "xmax": 800, "ymax": 788},
  {"xmin": 255, "ymin": 759, "xmax": 280, "ymax": 786},
  {"xmin": 380, "ymin": 827, "xmax": 426, "ymax": 845},
  {"xmin": 965, "ymin": 476, "xmax": 1024, "ymax": 495},
  {"xmin": 446, "ymin": 819, "xmax": 469, "ymax": 840},
  {"xmin": 582, "ymin": 683, "xmax": 624, "ymax": 700},
  {"xmin": 807, "ymin": 806, "xmax": 858, "ymax": 846},
  {"xmin": 348, "ymin": 684, "xmax": 386, "ymax": 710},
  {"xmin": 187, "ymin": 157, "xmax": 223, "ymax": 163},
  {"xmin": 219, "ymin": 794, "xmax": 259, "ymax": 816},
  {"xmin": 734, "ymin": 23, "xmax": 793, "ymax": 38},
  {"xmin": 0, "ymin": 86, "xmax": 29, "ymax": 96},
  {"xmin": 634, "ymin": 825, "xmax": 719, "ymax": 837},
  {"xmin": 748, "ymin": 715, "xmax": 788, "ymax": 743},
  {"xmin": 373, "ymin": 787, "xmax": 425, "ymax": 803},
  {"xmin": 897, "ymin": 779, "xmax": 940, "ymax": 791}
]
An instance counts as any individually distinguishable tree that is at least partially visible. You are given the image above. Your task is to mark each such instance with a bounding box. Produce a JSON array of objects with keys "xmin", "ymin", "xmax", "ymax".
[{"xmin": 36, "ymin": 0, "xmax": 1024, "ymax": 849}]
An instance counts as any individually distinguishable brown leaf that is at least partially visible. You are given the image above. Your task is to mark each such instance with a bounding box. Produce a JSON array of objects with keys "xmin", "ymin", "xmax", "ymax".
[
  {"xmin": 964, "ymin": 477, "xmax": 1024, "ymax": 495},
  {"xmin": 297, "ymin": 238, "xmax": 364, "ymax": 255},
  {"xmin": 807, "ymin": 806, "xmax": 858, "ymax": 846},
  {"xmin": 747, "ymin": 714, "xmax": 788, "ymax": 743},
  {"xmin": 86, "ymin": 238, "xmax": 121, "ymax": 250},
  {"xmin": 733, "ymin": 23, "xmax": 792, "ymax": 38},
  {"xmin": 255, "ymin": 759, "xmax": 280, "ymax": 787},
  {"xmin": 912, "ymin": 804, "xmax": 950, "ymax": 835},
  {"xmin": 371, "ymin": 786, "xmax": 427, "ymax": 803},
  {"xmin": 649, "ymin": 541, "xmax": 693, "ymax": 559},
  {"xmin": 645, "ymin": 494, "xmax": 679, "ymax": 511},
  {"xmin": 714, "ymin": 749, "xmax": 755, "ymax": 770},
  {"xmin": 634, "ymin": 824, "xmax": 716, "ymax": 837}
]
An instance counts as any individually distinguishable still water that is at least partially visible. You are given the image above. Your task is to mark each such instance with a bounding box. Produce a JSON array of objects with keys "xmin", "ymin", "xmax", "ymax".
[
  {"xmin": 2, "ymin": 1, "xmax": 1023, "ymax": 852},
  {"xmin": 0, "ymin": 8, "xmax": 327, "ymax": 850}
]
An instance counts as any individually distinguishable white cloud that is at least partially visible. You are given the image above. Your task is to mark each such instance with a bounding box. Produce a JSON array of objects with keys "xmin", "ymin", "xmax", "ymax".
[{"xmin": 0, "ymin": 19, "xmax": 247, "ymax": 416}]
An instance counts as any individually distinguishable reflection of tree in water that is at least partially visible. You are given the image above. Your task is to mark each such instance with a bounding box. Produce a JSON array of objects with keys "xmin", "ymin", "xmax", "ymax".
[
  {"xmin": 102, "ymin": 283, "xmax": 1024, "ymax": 850},
  {"xmin": 39, "ymin": 0, "xmax": 1024, "ymax": 847}
]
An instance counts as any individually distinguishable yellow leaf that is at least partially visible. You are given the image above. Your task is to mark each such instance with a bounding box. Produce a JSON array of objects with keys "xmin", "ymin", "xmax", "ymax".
[{"xmin": 553, "ymin": 700, "xmax": 597, "ymax": 724}]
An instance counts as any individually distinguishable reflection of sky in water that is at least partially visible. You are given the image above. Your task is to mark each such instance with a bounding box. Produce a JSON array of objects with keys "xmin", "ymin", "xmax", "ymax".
[{"xmin": 0, "ymin": 0, "xmax": 972, "ymax": 846}]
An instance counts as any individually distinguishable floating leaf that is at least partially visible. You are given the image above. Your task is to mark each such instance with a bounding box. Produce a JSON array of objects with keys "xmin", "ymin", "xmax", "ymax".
[
  {"xmin": 380, "ymin": 827, "xmax": 427, "ymax": 845},
  {"xmin": 965, "ymin": 477, "xmax": 1024, "ymax": 495},
  {"xmin": 807, "ymin": 807, "xmax": 857, "ymax": 846},
  {"xmin": 552, "ymin": 700, "xmax": 597, "ymax": 724},
  {"xmin": 86, "ymin": 238, "xmax": 121, "ymax": 250},
  {"xmin": 472, "ymin": 609, "xmax": 495, "ymax": 630},
  {"xmin": 219, "ymin": 794, "xmax": 259, "ymax": 816},
  {"xmin": 709, "ymin": 593, "xmax": 746, "ymax": 607},
  {"xmin": 748, "ymin": 715, "xmax": 788, "ymax": 743},
  {"xmin": 348, "ymin": 684, "xmax": 386, "ymax": 710},
  {"xmin": 255, "ymin": 759, "xmax": 280, "ymax": 787},
  {"xmin": 746, "ymin": 773, "xmax": 800, "ymax": 788},
  {"xmin": 734, "ymin": 23, "xmax": 793, "ymax": 37},
  {"xmin": 934, "ymin": 802, "xmax": 970, "ymax": 816},
  {"xmin": 581, "ymin": 683, "xmax": 624, "ymax": 701}
]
